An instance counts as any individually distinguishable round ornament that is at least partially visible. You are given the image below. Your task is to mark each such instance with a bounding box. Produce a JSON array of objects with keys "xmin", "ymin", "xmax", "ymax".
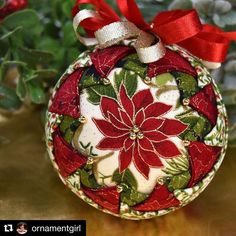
[{"xmin": 45, "ymin": 45, "xmax": 228, "ymax": 220}]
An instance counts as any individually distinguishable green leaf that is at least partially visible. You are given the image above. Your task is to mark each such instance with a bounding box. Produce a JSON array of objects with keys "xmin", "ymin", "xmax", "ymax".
[
  {"xmin": 2, "ymin": 60, "xmax": 27, "ymax": 67},
  {"xmin": 0, "ymin": 0, "xmax": 4, "ymax": 7},
  {"xmin": 179, "ymin": 113, "xmax": 212, "ymax": 141},
  {"xmin": 121, "ymin": 185, "xmax": 149, "ymax": 207},
  {"xmin": 19, "ymin": 48, "xmax": 54, "ymax": 66},
  {"xmin": 156, "ymin": 73, "xmax": 175, "ymax": 86},
  {"xmin": 123, "ymin": 54, "xmax": 147, "ymax": 78},
  {"xmin": 86, "ymin": 83, "xmax": 117, "ymax": 105},
  {"xmin": 114, "ymin": 69, "xmax": 138, "ymax": 97},
  {"xmin": 0, "ymin": 26, "xmax": 23, "ymax": 41},
  {"xmin": 62, "ymin": 21, "xmax": 77, "ymax": 47},
  {"xmin": 172, "ymin": 72, "xmax": 199, "ymax": 98},
  {"xmin": 86, "ymin": 87, "xmax": 101, "ymax": 105},
  {"xmin": 62, "ymin": 1, "xmax": 75, "ymax": 18},
  {"xmin": 112, "ymin": 168, "xmax": 137, "ymax": 190},
  {"xmin": 79, "ymin": 69, "xmax": 102, "ymax": 90},
  {"xmin": 16, "ymin": 76, "xmax": 27, "ymax": 100},
  {"xmin": 0, "ymin": 85, "xmax": 22, "ymax": 111},
  {"xmin": 27, "ymin": 80, "xmax": 46, "ymax": 104},
  {"xmin": 34, "ymin": 69, "xmax": 58, "ymax": 80},
  {"xmin": 2, "ymin": 9, "xmax": 43, "ymax": 35},
  {"xmin": 168, "ymin": 171, "xmax": 191, "ymax": 191},
  {"xmin": 80, "ymin": 169, "xmax": 100, "ymax": 188},
  {"xmin": 59, "ymin": 116, "xmax": 81, "ymax": 144}
]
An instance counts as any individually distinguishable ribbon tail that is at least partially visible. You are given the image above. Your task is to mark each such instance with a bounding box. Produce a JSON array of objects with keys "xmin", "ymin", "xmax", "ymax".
[{"xmin": 116, "ymin": 0, "xmax": 149, "ymax": 29}]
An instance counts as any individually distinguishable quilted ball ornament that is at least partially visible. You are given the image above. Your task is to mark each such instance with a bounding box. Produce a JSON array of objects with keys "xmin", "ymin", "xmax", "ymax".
[{"xmin": 46, "ymin": 45, "xmax": 227, "ymax": 220}]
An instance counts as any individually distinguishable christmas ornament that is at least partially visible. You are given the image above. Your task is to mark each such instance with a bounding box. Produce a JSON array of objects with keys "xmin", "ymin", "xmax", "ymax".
[
  {"xmin": 0, "ymin": 0, "xmax": 28, "ymax": 21},
  {"xmin": 45, "ymin": 0, "xmax": 235, "ymax": 219}
]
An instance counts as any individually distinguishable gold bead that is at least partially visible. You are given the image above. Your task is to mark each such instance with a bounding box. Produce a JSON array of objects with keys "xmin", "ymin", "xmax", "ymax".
[
  {"xmin": 87, "ymin": 157, "xmax": 94, "ymax": 165},
  {"xmin": 183, "ymin": 140, "xmax": 190, "ymax": 147},
  {"xmin": 137, "ymin": 132, "xmax": 144, "ymax": 139},
  {"xmin": 117, "ymin": 185, "xmax": 123, "ymax": 193},
  {"xmin": 79, "ymin": 116, "xmax": 87, "ymax": 124},
  {"xmin": 144, "ymin": 77, "xmax": 151, "ymax": 85},
  {"xmin": 73, "ymin": 63, "xmax": 80, "ymax": 70},
  {"xmin": 183, "ymin": 98, "xmax": 190, "ymax": 106},
  {"xmin": 130, "ymin": 132, "xmax": 136, "ymax": 140},
  {"xmin": 156, "ymin": 177, "xmax": 165, "ymax": 185},
  {"xmin": 102, "ymin": 77, "xmax": 111, "ymax": 85},
  {"xmin": 132, "ymin": 125, "xmax": 140, "ymax": 133}
]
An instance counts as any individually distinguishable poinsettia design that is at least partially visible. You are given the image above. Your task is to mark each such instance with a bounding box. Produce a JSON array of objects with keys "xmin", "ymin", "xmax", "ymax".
[{"xmin": 93, "ymin": 85, "xmax": 188, "ymax": 179}]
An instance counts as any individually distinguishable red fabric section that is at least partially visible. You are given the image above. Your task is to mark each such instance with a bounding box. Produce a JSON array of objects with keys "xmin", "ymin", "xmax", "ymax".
[
  {"xmin": 133, "ymin": 184, "xmax": 180, "ymax": 211},
  {"xmin": 49, "ymin": 69, "xmax": 83, "ymax": 119},
  {"xmin": 147, "ymin": 49, "xmax": 197, "ymax": 78},
  {"xmin": 82, "ymin": 186, "xmax": 120, "ymax": 214},
  {"xmin": 153, "ymin": 140, "xmax": 181, "ymax": 158},
  {"xmin": 90, "ymin": 46, "xmax": 134, "ymax": 77},
  {"xmin": 119, "ymin": 146, "xmax": 133, "ymax": 172},
  {"xmin": 159, "ymin": 119, "xmax": 188, "ymax": 136},
  {"xmin": 53, "ymin": 131, "xmax": 87, "ymax": 178},
  {"xmin": 132, "ymin": 89, "xmax": 154, "ymax": 113},
  {"xmin": 133, "ymin": 144, "xmax": 150, "ymax": 179},
  {"xmin": 189, "ymin": 84, "xmax": 218, "ymax": 126},
  {"xmin": 188, "ymin": 141, "xmax": 222, "ymax": 187}
]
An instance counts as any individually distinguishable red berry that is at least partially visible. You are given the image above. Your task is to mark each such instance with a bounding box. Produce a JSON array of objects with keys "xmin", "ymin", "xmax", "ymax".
[{"xmin": 0, "ymin": 0, "xmax": 28, "ymax": 20}]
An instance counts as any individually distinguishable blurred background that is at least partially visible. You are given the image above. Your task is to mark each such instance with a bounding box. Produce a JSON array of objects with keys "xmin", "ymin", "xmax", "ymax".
[{"xmin": 0, "ymin": 1, "xmax": 236, "ymax": 235}]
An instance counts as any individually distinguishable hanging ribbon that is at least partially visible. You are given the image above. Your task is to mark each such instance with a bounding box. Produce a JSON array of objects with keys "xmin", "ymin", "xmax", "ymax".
[{"xmin": 72, "ymin": 0, "xmax": 236, "ymax": 67}]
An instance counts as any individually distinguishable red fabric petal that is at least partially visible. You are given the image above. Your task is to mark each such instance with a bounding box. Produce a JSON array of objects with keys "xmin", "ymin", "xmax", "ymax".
[
  {"xmin": 49, "ymin": 69, "xmax": 83, "ymax": 118},
  {"xmin": 133, "ymin": 145, "xmax": 150, "ymax": 179},
  {"xmin": 135, "ymin": 108, "xmax": 145, "ymax": 126},
  {"xmin": 120, "ymin": 85, "xmax": 134, "ymax": 119},
  {"xmin": 138, "ymin": 137, "xmax": 154, "ymax": 151},
  {"xmin": 132, "ymin": 89, "xmax": 154, "ymax": 113},
  {"xmin": 96, "ymin": 136, "xmax": 128, "ymax": 150},
  {"xmin": 133, "ymin": 184, "xmax": 180, "ymax": 211},
  {"xmin": 119, "ymin": 109, "xmax": 133, "ymax": 127},
  {"xmin": 101, "ymin": 97, "xmax": 121, "ymax": 119},
  {"xmin": 124, "ymin": 138, "xmax": 134, "ymax": 151},
  {"xmin": 139, "ymin": 148, "xmax": 163, "ymax": 167},
  {"xmin": 154, "ymin": 140, "xmax": 181, "ymax": 158},
  {"xmin": 189, "ymin": 84, "xmax": 218, "ymax": 126},
  {"xmin": 53, "ymin": 131, "xmax": 87, "ymax": 178},
  {"xmin": 188, "ymin": 141, "xmax": 222, "ymax": 187},
  {"xmin": 90, "ymin": 46, "xmax": 134, "ymax": 77},
  {"xmin": 141, "ymin": 118, "xmax": 164, "ymax": 131},
  {"xmin": 144, "ymin": 102, "xmax": 172, "ymax": 118},
  {"xmin": 159, "ymin": 119, "xmax": 188, "ymax": 136},
  {"xmin": 147, "ymin": 49, "xmax": 197, "ymax": 78},
  {"xmin": 82, "ymin": 186, "xmax": 120, "ymax": 214},
  {"xmin": 144, "ymin": 131, "xmax": 168, "ymax": 142},
  {"xmin": 119, "ymin": 147, "xmax": 133, "ymax": 172},
  {"xmin": 108, "ymin": 112, "xmax": 130, "ymax": 130},
  {"xmin": 93, "ymin": 118, "xmax": 128, "ymax": 137}
]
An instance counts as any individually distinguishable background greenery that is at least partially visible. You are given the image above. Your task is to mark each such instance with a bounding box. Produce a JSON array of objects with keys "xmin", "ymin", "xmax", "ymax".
[{"xmin": 0, "ymin": 0, "xmax": 235, "ymax": 146}]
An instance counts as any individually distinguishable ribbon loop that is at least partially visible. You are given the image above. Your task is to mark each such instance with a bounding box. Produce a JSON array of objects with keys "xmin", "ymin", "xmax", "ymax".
[
  {"xmin": 152, "ymin": 10, "xmax": 202, "ymax": 44},
  {"xmin": 72, "ymin": 0, "xmax": 236, "ymax": 66},
  {"xmin": 95, "ymin": 21, "xmax": 140, "ymax": 48}
]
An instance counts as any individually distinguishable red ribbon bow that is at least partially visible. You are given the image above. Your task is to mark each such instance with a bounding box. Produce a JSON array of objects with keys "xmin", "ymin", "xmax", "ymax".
[{"xmin": 72, "ymin": 0, "xmax": 236, "ymax": 63}]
